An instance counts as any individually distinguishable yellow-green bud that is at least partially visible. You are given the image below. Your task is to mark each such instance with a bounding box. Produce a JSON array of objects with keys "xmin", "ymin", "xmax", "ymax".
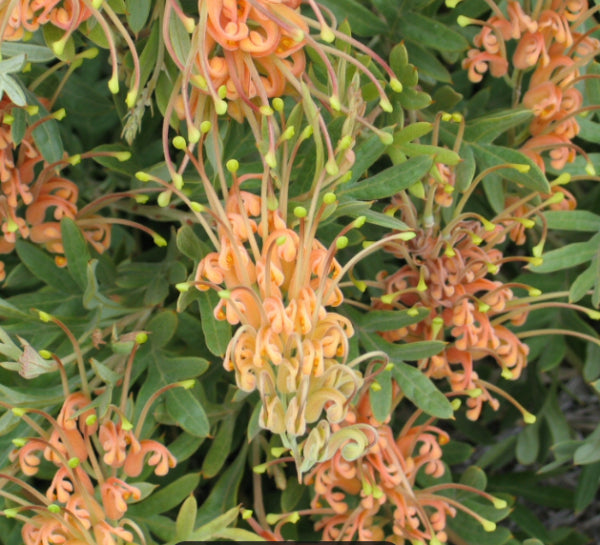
[{"xmin": 173, "ymin": 136, "xmax": 187, "ymax": 150}]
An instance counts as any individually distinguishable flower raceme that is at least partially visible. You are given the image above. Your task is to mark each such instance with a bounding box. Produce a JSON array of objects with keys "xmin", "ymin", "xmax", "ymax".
[
  {"xmin": 375, "ymin": 189, "xmax": 539, "ymax": 421},
  {"xmin": 164, "ymin": 0, "xmax": 402, "ymax": 152},
  {"xmin": 305, "ymin": 391, "xmax": 506, "ymax": 544},
  {"xmin": 2, "ymin": 389, "xmax": 177, "ymax": 545},
  {"xmin": 461, "ymin": 0, "xmax": 600, "ymax": 171},
  {"xmin": 193, "ymin": 172, "xmax": 366, "ymax": 471}
]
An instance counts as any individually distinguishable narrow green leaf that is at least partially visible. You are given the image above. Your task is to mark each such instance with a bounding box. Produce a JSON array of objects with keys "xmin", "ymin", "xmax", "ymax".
[
  {"xmin": 24, "ymin": 90, "xmax": 64, "ymax": 163},
  {"xmin": 169, "ymin": 12, "xmax": 191, "ymax": 65},
  {"xmin": 165, "ymin": 388, "xmax": 210, "ymax": 437},
  {"xmin": 198, "ymin": 291, "xmax": 231, "ymax": 357},
  {"xmin": 471, "ymin": 143, "xmax": 550, "ymax": 193},
  {"xmin": 201, "ymin": 416, "xmax": 235, "ymax": 478},
  {"xmin": 340, "ymin": 156, "xmax": 433, "ymax": 200},
  {"xmin": 0, "ymin": 43, "xmax": 54, "ymax": 62},
  {"xmin": 390, "ymin": 361, "xmax": 453, "ymax": 419},
  {"xmin": 370, "ymin": 368, "xmax": 392, "ymax": 423},
  {"xmin": 147, "ymin": 310, "xmax": 178, "ymax": 349},
  {"xmin": 215, "ymin": 528, "xmax": 265, "ymax": 541},
  {"xmin": 393, "ymin": 122, "xmax": 433, "ymax": 145},
  {"xmin": 0, "ymin": 74, "xmax": 26, "ymax": 106},
  {"xmin": 195, "ymin": 444, "xmax": 247, "ymax": 526},
  {"xmin": 191, "ymin": 506, "xmax": 240, "ymax": 541},
  {"xmin": 511, "ymin": 503, "xmax": 552, "ymax": 543},
  {"xmin": 574, "ymin": 423, "xmax": 600, "ymax": 465},
  {"xmin": 356, "ymin": 308, "xmax": 429, "ymax": 332},
  {"xmin": 464, "ymin": 108, "xmax": 533, "ymax": 144},
  {"xmin": 570, "ymin": 260, "xmax": 597, "ymax": 303},
  {"xmin": 530, "ymin": 233, "xmax": 600, "ymax": 273},
  {"xmin": 459, "ymin": 466, "xmax": 487, "ymax": 490},
  {"xmin": 574, "ymin": 460, "xmax": 600, "ymax": 512},
  {"xmin": 0, "ymin": 297, "xmax": 32, "ymax": 320},
  {"xmin": 127, "ymin": 473, "xmax": 200, "ymax": 517},
  {"xmin": 126, "ymin": 0, "xmax": 151, "ymax": 33},
  {"xmin": 404, "ymin": 42, "xmax": 452, "ymax": 83},
  {"xmin": 177, "ymin": 226, "xmax": 206, "ymax": 261},
  {"xmin": 175, "ymin": 495, "xmax": 198, "ymax": 541},
  {"xmin": 15, "ymin": 240, "xmax": 79, "ymax": 294},
  {"xmin": 397, "ymin": 13, "xmax": 468, "ymax": 52},
  {"xmin": 316, "ymin": 0, "xmax": 386, "ymax": 36},
  {"xmin": 61, "ymin": 217, "xmax": 90, "ymax": 291},
  {"xmin": 360, "ymin": 209, "xmax": 410, "ymax": 231},
  {"xmin": 544, "ymin": 210, "xmax": 600, "ymax": 232},
  {"xmin": 516, "ymin": 419, "xmax": 540, "ymax": 465}
]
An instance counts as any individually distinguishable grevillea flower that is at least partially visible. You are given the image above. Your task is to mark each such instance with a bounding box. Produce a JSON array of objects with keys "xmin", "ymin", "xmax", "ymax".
[
  {"xmin": 1, "ymin": 339, "xmax": 180, "ymax": 545},
  {"xmin": 166, "ymin": 0, "xmax": 401, "ymax": 126},
  {"xmin": 461, "ymin": 0, "xmax": 600, "ymax": 174},
  {"xmin": 0, "ymin": 0, "xmax": 93, "ymax": 42},
  {"xmin": 0, "ymin": 96, "xmax": 114, "ymax": 277},
  {"xmin": 305, "ymin": 391, "xmax": 506, "ymax": 543},
  {"xmin": 374, "ymin": 175, "xmax": 540, "ymax": 421},
  {"xmin": 193, "ymin": 171, "xmax": 364, "ymax": 470}
]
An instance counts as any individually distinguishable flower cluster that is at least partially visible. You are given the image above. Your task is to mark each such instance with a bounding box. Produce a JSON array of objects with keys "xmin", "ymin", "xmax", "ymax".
[
  {"xmin": 462, "ymin": 0, "xmax": 600, "ymax": 171},
  {"xmin": 0, "ymin": 96, "xmax": 111, "ymax": 279},
  {"xmin": 0, "ymin": 0, "xmax": 92, "ymax": 42},
  {"xmin": 4, "ymin": 391, "xmax": 176, "ymax": 545},
  {"xmin": 375, "ymin": 193, "xmax": 533, "ymax": 421},
  {"xmin": 306, "ymin": 391, "xmax": 504, "ymax": 543},
  {"xmin": 193, "ymin": 168, "xmax": 363, "ymax": 469}
]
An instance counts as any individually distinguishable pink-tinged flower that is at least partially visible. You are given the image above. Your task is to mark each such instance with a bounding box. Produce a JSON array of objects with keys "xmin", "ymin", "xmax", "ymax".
[
  {"xmin": 100, "ymin": 478, "xmax": 142, "ymax": 520},
  {"xmin": 56, "ymin": 393, "xmax": 98, "ymax": 437},
  {"xmin": 46, "ymin": 466, "xmax": 94, "ymax": 504},
  {"xmin": 462, "ymin": 49, "xmax": 509, "ymax": 82},
  {"xmin": 123, "ymin": 439, "xmax": 177, "ymax": 477},
  {"xmin": 22, "ymin": 513, "xmax": 70, "ymax": 545},
  {"xmin": 98, "ymin": 421, "xmax": 139, "ymax": 469},
  {"xmin": 306, "ymin": 392, "xmax": 497, "ymax": 543},
  {"xmin": 523, "ymin": 82, "xmax": 563, "ymax": 120},
  {"xmin": 92, "ymin": 521, "xmax": 134, "ymax": 545},
  {"xmin": 10, "ymin": 438, "xmax": 47, "ymax": 476},
  {"xmin": 513, "ymin": 31, "xmax": 549, "ymax": 69}
]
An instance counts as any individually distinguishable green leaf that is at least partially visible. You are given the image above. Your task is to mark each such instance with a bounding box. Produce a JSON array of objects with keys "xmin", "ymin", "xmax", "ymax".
[
  {"xmin": 126, "ymin": 0, "xmax": 151, "ymax": 33},
  {"xmin": 574, "ymin": 460, "xmax": 600, "ymax": 512},
  {"xmin": 339, "ymin": 156, "xmax": 433, "ymax": 200},
  {"xmin": 168, "ymin": 12, "xmax": 191, "ymax": 65},
  {"xmin": 511, "ymin": 503, "xmax": 552, "ymax": 543},
  {"xmin": 544, "ymin": 210, "xmax": 600, "ymax": 232},
  {"xmin": 370, "ymin": 368, "xmax": 392, "ymax": 423},
  {"xmin": 0, "ymin": 73, "xmax": 26, "ymax": 106},
  {"xmin": 389, "ymin": 361, "xmax": 453, "ymax": 419},
  {"xmin": 356, "ymin": 308, "xmax": 429, "ymax": 332},
  {"xmin": 24, "ymin": 90, "xmax": 64, "ymax": 163},
  {"xmin": 574, "ymin": 423, "xmax": 600, "ymax": 465},
  {"xmin": 516, "ymin": 419, "xmax": 540, "ymax": 465},
  {"xmin": 0, "ymin": 297, "xmax": 33, "ymax": 320},
  {"xmin": 471, "ymin": 143, "xmax": 550, "ymax": 193},
  {"xmin": 127, "ymin": 473, "xmax": 200, "ymax": 517},
  {"xmin": 345, "ymin": 132, "xmax": 387, "ymax": 186},
  {"xmin": 147, "ymin": 310, "xmax": 178, "ymax": 349},
  {"xmin": 61, "ymin": 217, "xmax": 90, "ymax": 291},
  {"xmin": 404, "ymin": 42, "xmax": 452, "ymax": 83},
  {"xmin": 360, "ymin": 330, "xmax": 446, "ymax": 361},
  {"xmin": 570, "ymin": 260, "xmax": 597, "ymax": 303},
  {"xmin": 317, "ymin": 0, "xmax": 386, "ymax": 36},
  {"xmin": 397, "ymin": 13, "xmax": 468, "ymax": 52},
  {"xmin": 165, "ymin": 387, "xmax": 210, "ymax": 437},
  {"xmin": 190, "ymin": 506, "xmax": 240, "ymax": 541},
  {"xmin": 198, "ymin": 291, "xmax": 231, "ymax": 357},
  {"xmin": 15, "ymin": 240, "xmax": 79, "ymax": 294},
  {"xmin": 530, "ymin": 233, "xmax": 600, "ymax": 273},
  {"xmin": 175, "ymin": 495, "xmax": 198, "ymax": 541},
  {"xmin": 393, "ymin": 122, "xmax": 433, "ymax": 145},
  {"xmin": 0, "ymin": 43, "xmax": 54, "ymax": 63},
  {"xmin": 201, "ymin": 416, "xmax": 235, "ymax": 478},
  {"xmin": 464, "ymin": 109, "xmax": 533, "ymax": 144},
  {"xmin": 460, "ymin": 466, "xmax": 487, "ymax": 490},
  {"xmin": 360, "ymin": 208, "xmax": 410, "ymax": 231},
  {"xmin": 215, "ymin": 528, "xmax": 264, "ymax": 541},
  {"xmin": 177, "ymin": 225, "xmax": 206, "ymax": 261},
  {"xmin": 195, "ymin": 444, "xmax": 247, "ymax": 526}
]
